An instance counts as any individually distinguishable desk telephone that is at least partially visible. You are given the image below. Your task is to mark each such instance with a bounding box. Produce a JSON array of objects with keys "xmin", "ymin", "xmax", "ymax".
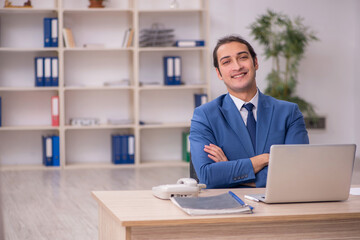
[{"xmin": 152, "ymin": 178, "xmax": 206, "ymax": 199}]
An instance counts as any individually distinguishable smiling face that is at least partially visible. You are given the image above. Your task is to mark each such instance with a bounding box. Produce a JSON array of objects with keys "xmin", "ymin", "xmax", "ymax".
[{"xmin": 216, "ymin": 41, "xmax": 259, "ymax": 101}]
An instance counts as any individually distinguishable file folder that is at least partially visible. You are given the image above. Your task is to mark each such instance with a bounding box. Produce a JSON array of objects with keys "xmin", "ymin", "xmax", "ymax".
[
  {"xmin": 182, "ymin": 132, "xmax": 190, "ymax": 162},
  {"xmin": 51, "ymin": 57, "xmax": 58, "ymax": 86},
  {"xmin": 44, "ymin": 57, "xmax": 52, "ymax": 86},
  {"xmin": 44, "ymin": 18, "xmax": 52, "ymax": 47},
  {"xmin": 42, "ymin": 136, "xmax": 53, "ymax": 166},
  {"xmin": 51, "ymin": 96, "xmax": 59, "ymax": 126},
  {"xmin": 175, "ymin": 40, "xmax": 205, "ymax": 47},
  {"xmin": 52, "ymin": 136, "xmax": 60, "ymax": 166},
  {"xmin": 51, "ymin": 18, "xmax": 58, "ymax": 47},
  {"xmin": 127, "ymin": 135, "xmax": 135, "ymax": 164},
  {"xmin": 174, "ymin": 56, "xmax": 181, "ymax": 85},
  {"xmin": 111, "ymin": 135, "xmax": 122, "ymax": 164},
  {"xmin": 121, "ymin": 135, "xmax": 128, "ymax": 163},
  {"xmin": 194, "ymin": 94, "xmax": 208, "ymax": 108},
  {"xmin": 35, "ymin": 57, "xmax": 44, "ymax": 87},
  {"xmin": 164, "ymin": 56, "xmax": 174, "ymax": 85}
]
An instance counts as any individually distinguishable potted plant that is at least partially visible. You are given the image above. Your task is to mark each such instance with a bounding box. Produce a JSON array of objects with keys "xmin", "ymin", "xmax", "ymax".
[
  {"xmin": 249, "ymin": 10, "xmax": 320, "ymax": 125},
  {"xmin": 88, "ymin": 0, "xmax": 105, "ymax": 8}
]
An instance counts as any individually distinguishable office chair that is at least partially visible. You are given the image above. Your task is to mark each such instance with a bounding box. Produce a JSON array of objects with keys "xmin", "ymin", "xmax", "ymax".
[{"xmin": 189, "ymin": 154, "xmax": 199, "ymax": 183}]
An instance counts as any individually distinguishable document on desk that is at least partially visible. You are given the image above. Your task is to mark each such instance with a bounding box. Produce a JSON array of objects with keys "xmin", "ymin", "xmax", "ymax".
[{"xmin": 170, "ymin": 191, "xmax": 253, "ymax": 216}]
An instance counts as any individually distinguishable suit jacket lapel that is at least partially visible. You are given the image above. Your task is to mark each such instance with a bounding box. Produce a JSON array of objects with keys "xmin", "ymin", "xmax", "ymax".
[
  {"xmin": 256, "ymin": 92, "xmax": 274, "ymax": 154},
  {"xmin": 218, "ymin": 94, "xmax": 255, "ymax": 156}
]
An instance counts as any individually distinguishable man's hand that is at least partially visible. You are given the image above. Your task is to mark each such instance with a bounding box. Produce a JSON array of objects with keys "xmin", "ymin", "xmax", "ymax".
[
  {"xmin": 250, "ymin": 153, "xmax": 269, "ymax": 173},
  {"xmin": 204, "ymin": 144, "xmax": 228, "ymax": 162}
]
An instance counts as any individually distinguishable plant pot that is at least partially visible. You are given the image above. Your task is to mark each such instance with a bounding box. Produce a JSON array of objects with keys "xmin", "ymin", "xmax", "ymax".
[{"xmin": 89, "ymin": 0, "xmax": 104, "ymax": 8}]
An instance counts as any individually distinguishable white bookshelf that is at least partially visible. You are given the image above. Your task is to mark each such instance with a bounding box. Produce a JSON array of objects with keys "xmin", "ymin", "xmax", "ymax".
[{"xmin": 0, "ymin": 0, "xmax": 210, "ymax": 169}]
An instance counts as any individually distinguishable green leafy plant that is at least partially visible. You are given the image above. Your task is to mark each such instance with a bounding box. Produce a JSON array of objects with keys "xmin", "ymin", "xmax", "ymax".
[{"xmin": 249, "ymin": 9, "xmax": 318, "ymax": 117}]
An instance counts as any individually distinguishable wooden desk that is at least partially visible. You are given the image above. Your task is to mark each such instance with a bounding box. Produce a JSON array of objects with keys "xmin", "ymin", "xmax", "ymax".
[{"xmin": 92, "ymin": 188, "xmax": 360, "ymax": 240}]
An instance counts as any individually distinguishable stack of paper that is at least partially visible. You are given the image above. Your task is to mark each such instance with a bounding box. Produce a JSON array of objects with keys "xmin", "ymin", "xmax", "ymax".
[{"xmin": 140, "ymin": 23, "xmax": 174, "ymax": 47}]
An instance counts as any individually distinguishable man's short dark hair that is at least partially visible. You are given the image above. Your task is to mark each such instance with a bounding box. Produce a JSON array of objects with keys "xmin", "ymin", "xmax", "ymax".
[{"xmin": 213, "ymin": 35, "xmax": 257, "ymax": 70}]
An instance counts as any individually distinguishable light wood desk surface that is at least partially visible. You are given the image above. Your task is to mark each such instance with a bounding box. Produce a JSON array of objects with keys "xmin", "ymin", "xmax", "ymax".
[{"xmin": 92, "ymin": 187, "xmax": 360, "ymax": 240}]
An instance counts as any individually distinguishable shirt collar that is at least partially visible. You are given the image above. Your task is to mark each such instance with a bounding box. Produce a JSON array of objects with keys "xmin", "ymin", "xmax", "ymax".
[{"xmin": 229, "ymin": 89, "xmax": 259, "ymax": 111}]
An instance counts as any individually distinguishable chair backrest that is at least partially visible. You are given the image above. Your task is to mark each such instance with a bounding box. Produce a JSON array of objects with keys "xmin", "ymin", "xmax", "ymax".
[{"xmin": 189, "ymin": 155, "xmax": 199, "ymax": 183}]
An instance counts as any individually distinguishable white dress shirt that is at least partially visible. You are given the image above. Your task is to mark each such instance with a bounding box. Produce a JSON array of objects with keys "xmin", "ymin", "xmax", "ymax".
[{"xmin": 229, "ymin": 90, "xmax": 259, "ymax": 126}]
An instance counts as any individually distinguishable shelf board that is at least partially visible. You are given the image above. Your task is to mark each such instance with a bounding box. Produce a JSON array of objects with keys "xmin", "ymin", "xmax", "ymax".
[
  {"xmin": 139, "ymin": 84, "xmax": 207, "ymax": 90},
  {"xmin": 0, "ymin": 47, "xmax": 58, "ymax": 52},
  {"xmin": 0, "ymin": 87, "xmax": 58, "ymax": 92},
  {"xmin": 0, "ymin": 8, "xmax": 57, "ymax": 14},
  {"xmin": 0, "ymin": 164, "xmax": 60, "ymax": 171},
  {"xmin": 138, "ymin": 9, "xmax": 204, "ymax": 14},
  {"xmin": 139, "ymin": 122, "xmax": 190, "ymax": 129},
  {"xmin": 139, "ymin": 46, "xmax": 206, "ymax": 52},
  {"xmin": 64, "ymin": 86, "xmax": 134, "ymax": 91},
  {"xmin": 0, "ymin": 126, "xmax": 59, "ymax": 131},
  {"xmin": 63, "ymin": 8, "xmax": 133, "ymax": 13},
  {"xmin": 64, "ymin": 162, "xmax": 136, "ymax": 169},
  {"xmin": 139, "ymin": 160, "xmax": 189, "ymax": 167},
  {"xmin": 63, "ymin": 47, "xmax": 133, "ymax": 52},
  {"xmin": 64, "ymin": 124, "xmax": 135, "ymax": 130}
]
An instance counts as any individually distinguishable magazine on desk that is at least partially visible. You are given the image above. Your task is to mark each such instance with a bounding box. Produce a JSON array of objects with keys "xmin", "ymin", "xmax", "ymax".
[{"xmin": 170, "ymin": 191, "xmax": 254, "ymax": 216}]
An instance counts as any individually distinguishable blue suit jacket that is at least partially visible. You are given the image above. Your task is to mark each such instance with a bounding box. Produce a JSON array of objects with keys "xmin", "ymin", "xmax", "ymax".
[{"xmin": 190, "ymin": 91, "xmax": 309, "ymax": 188}]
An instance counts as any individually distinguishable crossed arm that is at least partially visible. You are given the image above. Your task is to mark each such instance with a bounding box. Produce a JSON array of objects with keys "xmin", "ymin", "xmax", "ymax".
[{"xmin": 204, "ymin": 144, "xmax": 269, "ymax": 173}]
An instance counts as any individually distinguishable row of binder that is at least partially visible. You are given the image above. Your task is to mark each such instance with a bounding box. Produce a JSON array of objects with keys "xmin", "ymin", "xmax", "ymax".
[
  {"xmin": 174, "ymin": 40, "xmax": 205, "ymax": 48},
  {"xmin": 112, "ymin": 134, "xmax": 135, "ymax": 164},
  {"xmin": 35, "ymin": 57, "xmax": 59, "ymax": 87},
  {"xmin": 163, "ymin": 56, "xmax": 182, "ymax": 85},
  {"xmin": 44, "ymin": 18, "xmax": 58, "ymax": 47},
  {"xmin": 42, "ymin": 135, "xmax": 60, "ymax": 166}
]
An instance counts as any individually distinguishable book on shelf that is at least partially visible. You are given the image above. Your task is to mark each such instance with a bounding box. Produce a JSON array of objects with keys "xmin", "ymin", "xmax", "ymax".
[
  {"xmin": 182, "ymin": 132, "xmax": 190, "ymax": 162},
  {"xmin": 174, "ymin": 40, "xmax": 205, "ymax": 48},
  {"xmin": 51, "ymin": 96, "xmax": 59, "ymax": 127},
  {"xmin": 171, "ymin": 191, "xmax": 254, "ymax": 216},
  {"xmin": 122, "ymin": 28, "xmax": 134, "ymax": 48},
  {"xmin": 42, "ymin": 135, "xmax": 60, "ymax": 166},
  {"xmin": 163, "ymin": 56, "xmax": 182, "ymax": 85},
  {"xmin": 63, "ymin": 28, "xmax": 76, "ymax": 48},
  {"xmin": 194, "ymin": 93, "xmax": 208, "ymax": 108},
  {"xmin": 44, "ymin": 18, "xmax": 58, "ymax": 47},
  {"xmin": 127, "ymin": 28, "xmax": 134, "ymax": 47},
  {"xmin": 111, "ymin": 134, "xmax": 135, "ymax": 164},
  {"xmin": 34, "ymin": 57, "xmax": 59, "ymax": 87}
]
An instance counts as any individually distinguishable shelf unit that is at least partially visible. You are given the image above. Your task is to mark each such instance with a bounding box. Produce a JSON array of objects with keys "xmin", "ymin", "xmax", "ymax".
[{"xmin": 0, "ymin": 0, "xmax": 210, "ymax": 169}]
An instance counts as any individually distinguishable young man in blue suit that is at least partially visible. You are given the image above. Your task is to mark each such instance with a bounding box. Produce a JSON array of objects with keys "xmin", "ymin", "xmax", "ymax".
[{"xmin": 190, "ymin": 35, "xmax": 309, "ymax": 188}]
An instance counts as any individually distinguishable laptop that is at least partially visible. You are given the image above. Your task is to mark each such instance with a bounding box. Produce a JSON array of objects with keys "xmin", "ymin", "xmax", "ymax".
[{"xmin": 246, "ymin": 144, "xmax": 356, "ymax": 203}]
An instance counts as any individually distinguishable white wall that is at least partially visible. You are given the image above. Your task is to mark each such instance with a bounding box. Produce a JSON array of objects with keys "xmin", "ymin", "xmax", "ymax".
[
  {"xmin": 354, "ymin": 1, "xmax": 360, "ymax": 171},
  {"xmin": 209, "ymin": 0, "xmax": 359, "ymax": 158}
]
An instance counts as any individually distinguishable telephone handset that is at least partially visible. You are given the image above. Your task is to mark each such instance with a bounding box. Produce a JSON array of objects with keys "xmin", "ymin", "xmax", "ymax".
[{"xmin": 152, "ymin": 178, "xmax": 206, "ymax": 199}]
